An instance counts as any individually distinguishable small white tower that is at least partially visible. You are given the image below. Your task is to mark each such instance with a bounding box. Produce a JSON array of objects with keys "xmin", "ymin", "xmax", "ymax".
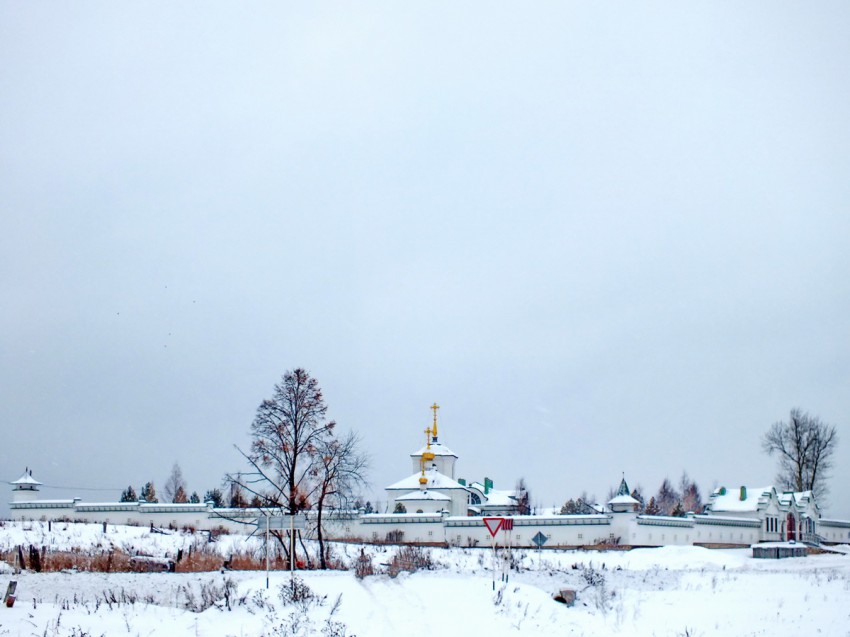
[
  {"xmin": 11, "ymin": 468, "xmax": 42, "ymax": 503},
  {"xmin": 607, "ymin": 475, "xmax": 640, "ymax": 513}
]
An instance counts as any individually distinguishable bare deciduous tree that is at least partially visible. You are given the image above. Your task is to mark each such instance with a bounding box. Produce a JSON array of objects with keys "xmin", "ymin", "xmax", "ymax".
[
  {"xmin": 515, "ymin": 477, "xmax": 531, "ymax": 515},
  {"xmin": 762, "ymin": 408, "xmax": 838, "ymax": 502},
  {"xmin": 679, "ymin": 472, "xmax": 703, "ymax": 514},
  {"xmin": 655, "ymin": 478, "xmax": 679, "ymax": 516},
  {"xmin": 163, "ymin": 462, "xmax": 187, "ymax": 503},
  {"xmin": 237, "ymin": 368, "xmax": 336, "ymax": 514},
  {"xmin": 227, "ymin": 368, "xmax": 368, "ymax": 569},
  {"xmin": 314, "ymin": 431, "xmax": 369, "ymax": 568}
]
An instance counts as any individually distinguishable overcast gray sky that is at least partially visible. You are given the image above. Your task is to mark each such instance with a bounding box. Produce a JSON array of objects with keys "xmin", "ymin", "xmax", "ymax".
[{"xmin": 2, "ymin": 2, "xmax": 849, "ymax": 519}]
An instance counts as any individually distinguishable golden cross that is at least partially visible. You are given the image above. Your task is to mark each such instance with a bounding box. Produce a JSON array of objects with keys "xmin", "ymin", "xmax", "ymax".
[{"xmin": 430, "ymin": 402, "xmax": 440, "ymax": 439}]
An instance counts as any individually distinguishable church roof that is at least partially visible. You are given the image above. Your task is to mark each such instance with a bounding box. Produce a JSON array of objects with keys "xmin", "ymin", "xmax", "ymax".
[
  {"xmin": 615, "ymin": 476, "xmax": 631, "ymax": 497},
  {"xmin": 396, "ymin": 490, "xmax": 452, "ymax": 502},
  {"xmin": 410, "ymin": 442, "xmax": 457, "ymax": 458},
  {"xmin": 386, "ymin": 469, "xmax": 466, "ymax": 491}
]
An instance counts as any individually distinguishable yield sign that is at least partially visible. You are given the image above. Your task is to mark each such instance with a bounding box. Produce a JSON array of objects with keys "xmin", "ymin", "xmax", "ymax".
[{"xmin": 483, "ymin": 517, "xmax": 504, "ymax": 537}]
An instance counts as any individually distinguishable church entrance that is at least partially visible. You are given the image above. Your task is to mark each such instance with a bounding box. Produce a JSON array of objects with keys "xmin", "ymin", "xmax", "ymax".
[{"xmin": 786, "ymin": 513, "xmax": 796, "ymax": 541}]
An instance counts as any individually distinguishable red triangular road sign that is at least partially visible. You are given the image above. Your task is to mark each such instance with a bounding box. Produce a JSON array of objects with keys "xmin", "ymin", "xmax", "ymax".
[{"xmin": 483, "ymin": 517, "xmax": 503, "ymax": 537}]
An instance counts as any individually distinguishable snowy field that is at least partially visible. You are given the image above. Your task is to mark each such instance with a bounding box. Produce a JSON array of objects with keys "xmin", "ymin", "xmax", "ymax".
[{"xmin": 1, "ymin": 522, "xmax": 849, "ymax": 636}]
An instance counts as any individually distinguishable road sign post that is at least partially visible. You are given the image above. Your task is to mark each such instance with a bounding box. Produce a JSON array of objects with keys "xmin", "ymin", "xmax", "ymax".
[
  {"xmin": 483, "ymin": 518, "xmax": 505, "ymax": 591},
  {"xmin": 256, "ymin": 514, "xmax": 307, "ymax": 588}
]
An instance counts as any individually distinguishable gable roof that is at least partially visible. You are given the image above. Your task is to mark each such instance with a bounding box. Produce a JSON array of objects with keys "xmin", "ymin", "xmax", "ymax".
[
  {"xmin": 708, "ymin": 486, "xmax": 773, "ymax": 513},
  {"xmin": 386, "ymin": 469, "xmax": 467, "ymax": 491},
  {"xmin": 396, "ymin": 490, "xmax": 452, "ymax": 502}
]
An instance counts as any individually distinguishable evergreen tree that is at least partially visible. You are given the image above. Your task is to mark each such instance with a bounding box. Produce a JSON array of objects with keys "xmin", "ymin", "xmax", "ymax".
[
  {"xmin": 189, "ymin": 491, "xmax": 200, "ymax": 504},
  {"xmin": 204, "ymin": 488, "xmax": 224, "ymax": 508},
  {"xmin": 173, "ymin": 485, "xmax": 188, "ymax": 503},
  {"xmin": 560, "ymin": 498, "xmax": 578, "ymax": 514},
  {"xmin": 644, "ymin": 496, "xmax": 661, "ymax": 515},
  {"xmin": 630, "ymin": 488, "xmax": 646, "ymax": 513},
  {"xmin": 249, "ymin": 495, "xmax": 263, "ymax": 508},
  {"xmin": 393, "ymin": 502, "xmax": 407, "ymax": 513},
  {"xmin": 141, "ymin": 481, "xmax": 158, "ymax": 503},
  {"xmin": 671, "ymin": 501, "xmax": 686, "ymax": 517},
  {"xmin": 119, "ymin": 485, "xmax": 137, "ymax": 502},
  {"xmin": 364, "ymin": 501, "xmax": 374, "ymax": 514},
  {"xmin": 229, "ymin": 484, "xmax": 248, "ymax": 508}
]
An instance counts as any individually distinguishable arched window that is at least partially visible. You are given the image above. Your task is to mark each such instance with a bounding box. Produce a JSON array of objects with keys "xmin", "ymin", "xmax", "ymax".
[{"xmin": 468, "ymin": 492, "xmax": 481, "ymax": 505}]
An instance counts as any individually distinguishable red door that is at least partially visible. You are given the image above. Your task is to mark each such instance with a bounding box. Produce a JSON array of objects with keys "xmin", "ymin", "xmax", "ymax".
[{"xmin": 786, "ymin": 513, "xmax": 796, "ymax": 541}]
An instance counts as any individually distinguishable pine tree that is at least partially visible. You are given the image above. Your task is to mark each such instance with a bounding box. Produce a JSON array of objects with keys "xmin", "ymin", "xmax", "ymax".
[
  {"xmin": 364, "ymin": 501, "xmax": 374, "ymax": 514},
  {"xmin": 630, "ymin": 488, "xmax": 646, "ymax": 513},
  {"xmin": 204, "ymin": 488, "xmax": 224, "ymax": 508},
  {"xmin": 173, "ymin": 485, "xmax": 188, "ymax": 503},
  {"xmin": 189, "ymin": 491, "xmax": 200, "ymax": 504},
  {"xmin": 671, "ymin": 501, "xmax": 686, "ymax": 517},
  {"xmin": 140, "ymin": 481, "xmax": 158, "ymax": 503},
  {"xmin": 393, "ymin": 502, "xmax": 407, "ymax": 513},
  {"xmin": 230, "ymin": 485, "xmax": 247, "ymax": 508},
  {"xmin": 560, "ymin": 498, "xmax": 578, "ymax": 515},
  {"xmin": 119, "ymin": 486, "xmax": 137, "ymax": 502},
  {"xmin": 644, "ymin": 496, "xmax": 661, "ymax": 515}
]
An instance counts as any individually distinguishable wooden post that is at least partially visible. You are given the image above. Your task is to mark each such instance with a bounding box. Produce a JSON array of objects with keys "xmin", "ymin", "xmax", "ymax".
[{"xmin": 3, "ymin": 581, "xmax": 17, "ymax": 608}]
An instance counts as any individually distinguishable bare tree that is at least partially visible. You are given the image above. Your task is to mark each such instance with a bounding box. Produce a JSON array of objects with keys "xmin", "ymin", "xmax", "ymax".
[
  {"xmin": 233, "ymin": 369, "xmax": 336, "ymax": 513},
  {"xmin": 314, "ymin": 431, "xmax": 369, "ymax": 569},
  {"xmin": 655, "ymin": 478, "xmax": 679, "ymax": 516},
  {"xmin": 515, "ymin": 478, "xmax": 531, "ymax": 515},
  {"xmin": 227, "ymin": 369, "xmax": 369, "ymax": 569},
  {"xmin": 762, "ymin": 408, "xmax": 839, "ymax": 502},
  {"xmin": 163, "ymin": 462, "xmax": 187, "ymax": 503},
  {"xmin": 679, "ymin": 472, "xmax": 703, "ymax": 514}
]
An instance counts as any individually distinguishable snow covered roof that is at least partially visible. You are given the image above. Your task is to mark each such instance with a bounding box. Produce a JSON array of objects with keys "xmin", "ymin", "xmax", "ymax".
[
  {"xmin": 608, "ymin": 494, "xmax": 640, "ymax": 506},
  {"xmin": 778, "ymin": 491, "xmax": 814, "ymax": 508},
  {"xmin": 396, "ymin": 490, "xmax": 452, "ymax": 502},
  {"xmin": 11, "ymin": 470, "xmax": 42, "ymax": 487},
  {"xmin": 480, "ymin": 489, "xmax": 517, "ymax": 507},
  {"xmin": 386, "ymin": 469, "xmax": 466, "ymax": 491},
  {"xmin": 709, "ymin": 486, "xmax": 773, "ymax": 512},
  {"xmin": 410, "ymin": 442, "xmax": 457, "ymax": 458}
]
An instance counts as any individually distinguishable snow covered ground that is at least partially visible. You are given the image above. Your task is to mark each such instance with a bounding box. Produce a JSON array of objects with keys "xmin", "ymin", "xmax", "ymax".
[{"xmin": 1, "ymin": 521, "xmax": 849, "ymax": 636}]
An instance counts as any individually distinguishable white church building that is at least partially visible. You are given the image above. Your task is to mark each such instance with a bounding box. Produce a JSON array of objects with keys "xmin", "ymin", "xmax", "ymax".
[{"xmin": 8, "ymin": 406, "xmax": 850, "ymax": 548}]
